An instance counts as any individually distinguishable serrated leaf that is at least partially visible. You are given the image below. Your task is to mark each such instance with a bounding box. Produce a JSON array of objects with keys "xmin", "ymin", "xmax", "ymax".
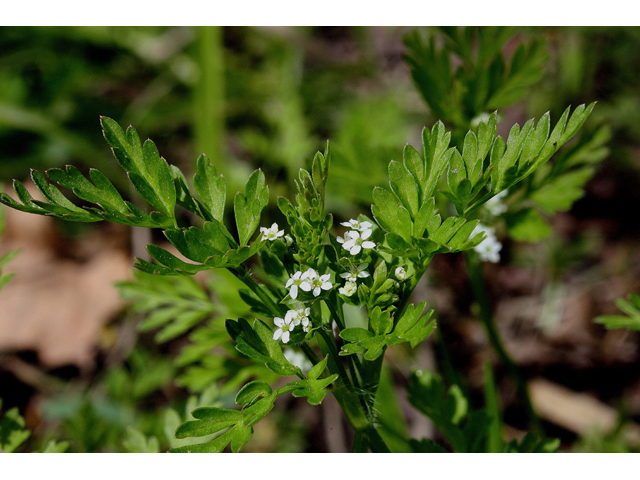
[
  {"xmin": 194, "ymin": 154, "xmax": 226, "ymax": 222},
  {"xmin": 235, "ymin": 382, "xmax": 273, "ymax": 405},
  {"xmin": 388, "ymin": 160, "xmax": 420, "ymax": 217},
  {"xmin": 371, "ymin": 187, "xmax": 412, "ymax": 241}
]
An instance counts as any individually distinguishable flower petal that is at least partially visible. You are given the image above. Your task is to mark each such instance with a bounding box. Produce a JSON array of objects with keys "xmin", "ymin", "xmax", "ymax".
[
  {"xmin": 273, "ymin": 329, "xmax": 282, "ymax": 340},
  {"xmin": 349, "ymin": 245, "xmax": 362, "ymax": 255},
  {"xmin": 282, "ymin": 331, "xmax": 290, "ymax": 343},
  {"xmin": 362, "ymin": 241, "xmax": 376, "ymax": 249}
]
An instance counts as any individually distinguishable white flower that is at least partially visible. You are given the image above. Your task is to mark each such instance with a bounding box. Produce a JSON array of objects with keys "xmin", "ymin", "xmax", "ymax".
[
  {"xmin": 339, "ymin": 280, "xmax": 358, "ymax": 297},
  {"xmin": 285, "ymin": 306, "xmax": 311, "ymax": 329},
  {"xmin": 340, "ymin": 219, "xmax": 373, "ymax": 233},
  {"xmin": 471, "ymin": 223, "xmax": 502, "ymax": 263},
  {"xmin": 284, "ymin": 348, "xmax": 313, "ymax": 373},
  {"xmin": 284, "ymin": 235, "xmax": 293, "ymax": 246},
  {"xmin": 336, "ymin": 230, "xmax": 354, "ymax": 245},
  {"xmin": 342, "ymin": 230, "xmax": 376, "ymax": 256},
  {"xmin": 300, "ymin": 268, "xmax": 332, "ymax": 296},
  {"xmin": 273, "ymin": 315, "xmax": 296, "ymax": 343},
  {"xmin": 260, "ymin": 223, "xmax": 284, "ymax": 241},
  {"xmin": 484, "ymin": 190, "xmax": 508, "ymax": 217},
  {"xmin": 395, "ymin": 266, "xmax": 407, "ymax": 281},
  {"xmin": 286, "ymin": 271, "xmax": 303, "ymax": 299},
  {"xmin": 339, "ymin": 263, "xmax": 370, "ymax": 282}
]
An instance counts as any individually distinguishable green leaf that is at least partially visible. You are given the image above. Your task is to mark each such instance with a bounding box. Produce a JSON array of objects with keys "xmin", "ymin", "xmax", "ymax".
[
  {"xmin": 234, "ymin": 169, "xmax": 268, "ymax": 245},
  {"xmin": 504, "ymin": 208, "xmax": 552, "ymax": 242},
  {"xmin": 595, "ymin": 295, "xmax": 640, "ymax": 332},
  {"xmin": 101, "ymin": 117, "xmax": 176, "ymax": 220},
  {"xmin": 530, "ymin": 168, "xmax": 595, "ymax": 214},
  {"xmin": 422, "ymin": 122, "xmax": 453, "ymax": 200},
  {"xmin": 371, "ymin": 187, "xmax": 412, "ymax": 242},
  {"xmin": 226, "ymin": 318, "xmax": 298, "ymax": 376},
  {"xmin": 406, "ymin": 370, "xmax": 470, "ymax": 452},
  {"xmin": 235, "ymin": 382, "xmax": 273, "ymax": 406},
  {"xmin": 284, "ymin": 356, "xmax": 339, "ymax": 405},
  {"xmin": 194, "ymin": 154, "xmax": 226, "ymax": 222},
  {"xmin": 0, "ymin": 400, "xmax": 30, "ymax": 453},
  {"xmin": 123, "ymin": 427, "xmax": 160, "ymax": 453},
  {"xmin": 388, "ymin": 160, "xmax": 419, "ymax": 217},
  {"xmin": 171, "ymin": 395, "xmax": 277, "ymax": 453}
]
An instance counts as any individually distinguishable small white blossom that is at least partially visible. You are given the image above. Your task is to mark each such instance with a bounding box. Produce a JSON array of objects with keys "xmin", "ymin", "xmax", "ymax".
[
  {"xmin": 484, "ymin": 189, "xmax": 509, "ymax": 217},
  {"xmin": 285, "ymin": 306, "xmax": 311, "ymax": 330},
  {"xmin": 339, "ymin": 280, "xmax": 358, "ymax": 297},
  {"xmin": 300, "ymin": 268, "xmax": 332, "ymax": 296},
  {"xmin": 471, "ymin": 223, "xmax": 502, "ymax": 263},
  {"xmin": 336, "ymin": 230, "xmax": 354, "ymax": 245},
  {"xmin": 342, "ymin": 230, "xmax": 376, "ymax": 256},
  {"xmin": 340, "ymin": 219, "xmax": 373, "ymax": 233},
  {"xmin": 395, "ymin": 266, "xmax": 407, "ymax": 281},
  {"xmin": 284, "ymin": 348, "xmax": 313, "ymax": 373},
  {"xmin": 339, "ymin": 263, "xmax": 370, "ymax": 282},
  {"xmin": 260, "ymin": 223, "xmax": 284, "ymax": 241},
  {"xmin": 284, "ymin": 235, "xmax": 293, "ymax": 246},
  {"xmin": 286, "ymin": 271, "xmax": 304, "ymax": 299},
  {"xmin": 273, "ymin": 315, "xmax": 296, "ymax": 343}
]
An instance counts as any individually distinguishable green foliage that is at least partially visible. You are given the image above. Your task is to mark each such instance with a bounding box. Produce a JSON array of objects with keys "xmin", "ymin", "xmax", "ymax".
[
  {"xmin": 503, "ymin": 123, "xmax": 610, "ymax": 241},
  {"xmin": 503, "ymin": 433, "xmax": 560, "ymax": 453},
  {"xmin": 404, "ymin": 27, "xmax": 547, "ymax": 129},
  {"xmin": 595, "ymin": 294, "xmax": 640, "ymax": 331},
  {"xmin": 122, "ymin": 427, "xmax": 161, "ymax": 453},
  {"xmin": 0, "ymin": 52, "xmax": 599, "ymax": 451},
  {"xmin": 0, "ymin": 399, "xmax": 30, "ymax": 453},
  {"xmin": 407, "ymin": 370, "xmax": 559, "ymax": 453},
  {"xmin": 339, "ymin": 302, "xmax": 436, "ymax": 360}
]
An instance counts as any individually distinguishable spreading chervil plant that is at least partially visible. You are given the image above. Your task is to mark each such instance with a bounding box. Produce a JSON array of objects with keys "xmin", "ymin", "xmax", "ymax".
[{"xmin": 0, "ymin": 97, "xmax": 596, "ymax": 451}]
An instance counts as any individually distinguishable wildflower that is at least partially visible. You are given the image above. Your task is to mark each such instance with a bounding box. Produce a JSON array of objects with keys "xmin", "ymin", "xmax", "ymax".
[
  {"xmin": 339, "ymin": 280, "xmax": 358, "ymax": 297},
  {"xmin": 339, "ymin": 263, "xmax": 370, "ymax": 282},
  {"xmin": 471, "ymin": 223, "xmax": 502, "ymax": 263},
  {"xmin": 342, "ymin": 230, "xmax": 376, "ymax": 256},
  {"xmin": 284, "ymin": 348, "xmax": 313, "ymax": 373},
  {"xmin": 273, "ymin": 315, "xmax": 296, "ymax": 343},
  {"xmin": 484, "ymin": 189, "xmax": 508, "ymax": 217},
  {"xmin": 286, "ymin": 271, "xmax": 304, "ymax": 299},
  {"xmin": 395, "ymin": 266, "xmax": 407, "ymax": 281},
  {"xmin": 260, "ymin": 223, "xmax": 284, "ymax": 241},
  {"xmin": 300, "ymin": 268, "xmax": 332, "ymax": 297},
  {"xmin": 284, "ymin": 235, "xmax": 293, "ymax": 246},
  {"xmin": 340, "ymin": 219, "xmax": 373, "ymax": 233},
  {"xmin": 285, "ymin": 306, "xmax": 311, "ymax": 330},
  {"xmin": 336, "ymin": 230, "xmax": 354, "ymax": 245}
]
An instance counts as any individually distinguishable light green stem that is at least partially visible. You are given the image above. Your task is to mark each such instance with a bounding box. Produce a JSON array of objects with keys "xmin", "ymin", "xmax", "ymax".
[{"xmin": 194, "ymin": 26, "xmax": 225, "ymax": 173}]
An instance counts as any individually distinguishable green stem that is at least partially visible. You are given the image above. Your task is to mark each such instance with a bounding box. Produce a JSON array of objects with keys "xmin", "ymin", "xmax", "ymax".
[
  {"xmin": 194, "ymin": 26, "xmax": 225, "ymax": 174},
  {"xmin": 330, "ymin": 382, "xmax": 391, "ymax": 453},
  {"xmin": 465, "ymin": 252, "xmax": 542, "ymax": 433}
]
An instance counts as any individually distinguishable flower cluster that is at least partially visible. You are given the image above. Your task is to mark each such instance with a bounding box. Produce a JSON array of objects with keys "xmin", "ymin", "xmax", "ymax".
[
  {"xmin": 337, "ymin": 219, "xmax": 376, "ymax": 256},
  {"xmin": 276, "ymin": 268, "xmax": 335, "ymax": 343},
  {"xmin": 273, "ymin": 305, "xmax": 311, "ymax": 343},
  {"xmin": 338, "ymin": 263, "xmax": 369, "ymax": 297},
  {"xmin": 471, "ymin": 223, "xmax": 502, "ymax": 263}
]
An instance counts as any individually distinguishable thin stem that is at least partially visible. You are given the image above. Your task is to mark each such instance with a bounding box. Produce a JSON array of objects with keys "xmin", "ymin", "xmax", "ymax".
[{"xmin": 465, "ymin": 252, "xmax": 542, "ymax": 434}]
